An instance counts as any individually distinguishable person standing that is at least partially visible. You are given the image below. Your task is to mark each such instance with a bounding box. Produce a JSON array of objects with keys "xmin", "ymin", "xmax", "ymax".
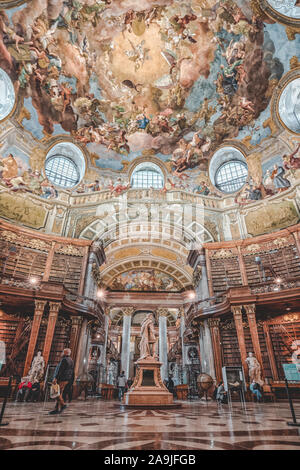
[
  {"xmin": 0, "ymin": 340, "xmax": 5, "ymax": 374},
  {"xmin": 216, "ymin": 381, "xmax": 227, "ymax": 404},
  {"xmin": 49, "ymin": 348, "xmax": 74, "ymax": 415},
  {"xmin": 117, "ymin": 371, "xmax": 127, "ymax": 401}
]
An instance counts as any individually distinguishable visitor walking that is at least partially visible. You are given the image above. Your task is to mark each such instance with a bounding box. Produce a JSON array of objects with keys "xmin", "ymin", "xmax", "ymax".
[
  {"xmin": 216, "ymin": 381, "xmax": 227, "ymax": 404},
  {"xmin": 49, "ymin": 348, "xmax": 74, "ymax": 415},
  {"xmin": 117, "ymin": 371, "xmax": 127, "ymax": 401}
]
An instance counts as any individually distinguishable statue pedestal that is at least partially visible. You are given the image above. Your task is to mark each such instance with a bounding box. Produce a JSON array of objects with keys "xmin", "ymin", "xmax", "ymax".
[{"xmin": 123, "ymin": 357, "xmax": 181, "ymax": 408}]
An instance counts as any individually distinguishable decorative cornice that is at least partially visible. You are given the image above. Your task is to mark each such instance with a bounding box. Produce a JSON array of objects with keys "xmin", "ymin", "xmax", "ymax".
[
  {"xmin": 0, "ymin": 230, "xmax": 51, "ymax": 252},
  {"xmin": 54, "ymin": 244, "xmax": 84, "ymax": 257}
]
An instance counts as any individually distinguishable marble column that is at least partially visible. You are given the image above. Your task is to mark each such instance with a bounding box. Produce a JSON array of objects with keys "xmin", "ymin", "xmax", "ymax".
[
  {"xmin": 100, "ymin": 308, "xmax": 110, "ymax": 383},
  {"xmin": 244, "ymin": 304, "xmax": 263, "ymax": 375},
  {"xmin": 78, "ymin": 246, "xmax": 90, "ymax": 296},
  {"xmin": 180, "ymin": 308, "xmax": 189, "ymax": 367},
  {"xmin": 263, "ymin": 322, "xmax": 279, "ymax": 381},
  {"xmin": 237, "ymin": 246, "xmax": 248, "ymax": 286},
  {"xmin": 42, "ymin": 302, "xmax": 60, "ymax": 368},
  {"xmin": 196, "ymin": 249, "xmax": 210, "ymax": 299},
  {"xmin": 23, "ymin": 300, "xmax": 46, "ymax": 376},
  {"xmin": 158, "ymin": 308, "xmax": 168, "ymax": 381},
  {"xmin": 194, "ymin": 250, "xmax": 216, "ymax": 379},
  {"xmin": 208, "ymin": 318, "xmax": 222, "ymax": 382},
  {"xmin": 204, "ymin": 249, "xmax": 214, "ymax": 297},
  {"xmin": 121, "ymin": 307, "xmax": 134, "ymax": 379},
  {"xmin": 74, "ymin": 318, "xmax": 89, "ymax": 379},
  {"xmin": 69, "ymin": 316, "xmax": 83, "ymax": 364},
  {"xmin": 42, "ymin": 242, "xmax": 56, "ymax": 282},
  {"xmin": 232, "ymin": 305, "xmax": 248, "ymax": 379},
  {"xmin": 199, "ymin": 320, "xmax": 216, "ymax": 379}
]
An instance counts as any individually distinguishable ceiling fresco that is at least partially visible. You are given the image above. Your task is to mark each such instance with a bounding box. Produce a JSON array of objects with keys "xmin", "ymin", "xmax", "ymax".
[
  {"xmin": 0, "ymin": 0, "xmax": 299, "ymax": 208},
  {"xmin": 108, "ymin": 268, "xmax": 181, "ymax": 292}
]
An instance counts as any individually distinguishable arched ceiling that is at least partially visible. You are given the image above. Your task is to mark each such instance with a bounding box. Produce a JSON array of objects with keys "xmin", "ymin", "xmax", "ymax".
[
  {"xmin": 0, "ymin": 1, "xmax": 299, "ymax": 174},
  {"xmin": 0, "ymin": 0, "xmax": 299, "ymax": 239}
]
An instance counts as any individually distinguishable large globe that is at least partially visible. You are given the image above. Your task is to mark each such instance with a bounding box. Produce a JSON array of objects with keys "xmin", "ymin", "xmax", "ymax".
[{"xmin": 197, "ymin": 373, "xmax": 214, "ymax": 393}]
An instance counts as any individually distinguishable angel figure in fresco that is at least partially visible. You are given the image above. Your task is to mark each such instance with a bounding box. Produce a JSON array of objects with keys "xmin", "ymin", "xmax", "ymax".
[
  {"xmin": 125, "ymin": 39, "xmax": 150, "ymax": 72},
  {"xmin": 282, "ymin": 144, "xmax": 300, "ymax": 173},
  {"xmin": 271, "ymin": 164, "xmax": 291, "ymax": 192},
  {"xmin": 139, "ymin": 313, "xmax": 156, "ymax": 360}
]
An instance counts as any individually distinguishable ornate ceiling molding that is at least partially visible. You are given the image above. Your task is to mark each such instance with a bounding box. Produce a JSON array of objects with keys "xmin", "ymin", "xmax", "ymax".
[
  {"xmin": 271, "ymin": 67, "xmax": 300, "ymax": 136},
  {"xmin": 0, "ymin": 0, "xmax": 28, "ymax": 9},
  {"xmin": 259, "ymin": 0, "xmax": 300, "ymax": 29}
]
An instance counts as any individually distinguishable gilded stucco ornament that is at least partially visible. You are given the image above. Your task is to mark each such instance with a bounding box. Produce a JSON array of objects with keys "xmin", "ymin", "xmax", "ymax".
[{"xmin": 54, "ymin": 244, "xmax": 84, "ymax": 257}]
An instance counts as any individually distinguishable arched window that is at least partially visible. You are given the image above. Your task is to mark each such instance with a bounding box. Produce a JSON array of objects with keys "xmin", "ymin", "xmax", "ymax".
[
  {"xmin": 215, "ymin": 160, "xmax": 248, "ymax": 193},
  {"xmin": 45, "ymin": 155, "xmax": 80, "ymax": 188},
  {"xmin": 44, "ymin": 142, "xmax": 86, "ymax": 189},
  {"xmin": 0, "ymin": 68, "xmax": 15, "ymax": 121},
  {"xmin": 278, "ymin": 77, "xmax": 300, "ymax": 134},
  {"xmin": 209, "ymin": 147, "xmax": 248, "ymax": 194},
  {"xmin": 131, "ymin": 162, "xmax": 164, "ymax": 189}
]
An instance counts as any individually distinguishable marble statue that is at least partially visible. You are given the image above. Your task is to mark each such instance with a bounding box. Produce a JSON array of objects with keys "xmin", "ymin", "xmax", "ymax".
[
  {"xmin": 107, "ymin": 361, "xmax": 117, "ymax": 385},
  {"xmin": 28, "ymin": 351, "xmax": 45, "ymax": 382},
  {"xmin": 246, "ymin": 352, "xmax": 264, "ymax": 386},
  {"xmin": 139, "ymin": 313, "xmax": 156, "ymax": 360}
]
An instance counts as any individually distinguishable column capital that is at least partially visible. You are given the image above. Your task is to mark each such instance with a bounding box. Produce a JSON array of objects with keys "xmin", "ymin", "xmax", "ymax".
[
  {"xmin": 34, "ymin": 300, "xmax": 46, "ymax": 314},
  {"xmin": 208, "ymin": 317, "xmax": 220, "ymax": 328},
  {"xmin": 244, "ymin": 304, "xmax": 256, "ymax": 317},
  {"xmin": 123, "ymin": 307, "xmax": 134, "ymax": 317},
  {"xmin": 49, "ymin": 302, "xmax": 61, "ymax": 314},
  {"xmin": 157, "ymin": 308, "xmax": 168, "ymax": 317},
  {"xmin": 231, "ymin": 305, "xmax": 243, "ymax": 317},
  {"xmin": 178, "ymin": 307, "xmax": 185, "ymax": 317},
  {"xmin": 104, "ymin": 306, "xmax": 111, "ymax": 316},
  {"xmin": 71, "ymin": 315, "xmax": 83, "ymax": 326}
]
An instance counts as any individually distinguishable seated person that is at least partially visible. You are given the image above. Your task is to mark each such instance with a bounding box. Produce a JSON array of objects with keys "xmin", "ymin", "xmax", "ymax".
[
  {"xmin": 250, "ymin": 380, "xmax": 262, "ymax": 402},
  {"xmin": 216, "ymin": 381, "xmax": 227, "ymax": 404},
  {"xmin": 15, "ymin": 377, "xmax": 32, "ymax": 402},
  {"xmin": 26, "ymin": 379, "xmax": 40, "ymax": 402}
]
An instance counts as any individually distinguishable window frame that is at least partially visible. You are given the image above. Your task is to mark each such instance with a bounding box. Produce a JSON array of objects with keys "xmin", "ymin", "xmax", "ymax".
[
  {"xmin": 131, "ymin": 163, "xmax": 164, "ymax": 190},
  {"xmin": 45, "ymin": 154, "xmax": 80, "ymax": 189},
  {"xmin": 215, "ymin": 159, "xmax": 248, "ymax": 194}
]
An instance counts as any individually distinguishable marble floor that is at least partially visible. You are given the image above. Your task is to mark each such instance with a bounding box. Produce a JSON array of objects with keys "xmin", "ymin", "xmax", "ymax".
[{"xmin": 0, "ymin": 399, "xmax": 299, "ymax": 450}]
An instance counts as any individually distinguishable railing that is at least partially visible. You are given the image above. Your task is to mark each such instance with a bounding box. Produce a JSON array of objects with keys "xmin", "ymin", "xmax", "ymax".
[
  {"xmin": 0, "ymin": 273, "xmax": 105, "ymax": 321},
  {"xmin": 0, "ymin": 273, "xmax": 40, "ymax": 290},
  {"xmin": 250, "ymin": 278, "xmax": 300, "ymax": 294}
]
